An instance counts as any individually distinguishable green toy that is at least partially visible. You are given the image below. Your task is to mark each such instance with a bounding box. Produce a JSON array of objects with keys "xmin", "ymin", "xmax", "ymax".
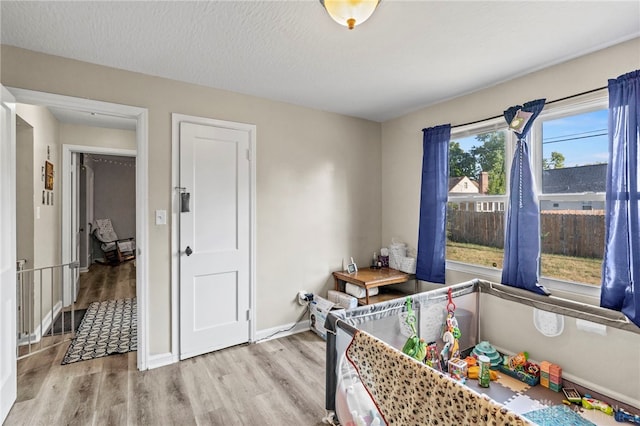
[{"xmin": 401, "ymin": 297, "xmax": 426, "ymax": 362}]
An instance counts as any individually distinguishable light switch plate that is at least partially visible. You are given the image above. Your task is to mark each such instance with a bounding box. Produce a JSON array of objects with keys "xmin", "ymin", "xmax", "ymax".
[{"xmin": 155, "ymin": 209, "xmax": 167, "ymax": 225}]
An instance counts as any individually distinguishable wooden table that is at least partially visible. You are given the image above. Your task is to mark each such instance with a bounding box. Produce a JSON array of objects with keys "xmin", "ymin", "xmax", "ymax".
[{"xmin": 333, "ymin": 267, "xmax": 417, "ymax": 305}]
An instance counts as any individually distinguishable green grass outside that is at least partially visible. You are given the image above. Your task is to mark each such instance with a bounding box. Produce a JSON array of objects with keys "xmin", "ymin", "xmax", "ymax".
[{"xmin": 446, "ymin": 241, "xmax": 602, "ymax": 286}]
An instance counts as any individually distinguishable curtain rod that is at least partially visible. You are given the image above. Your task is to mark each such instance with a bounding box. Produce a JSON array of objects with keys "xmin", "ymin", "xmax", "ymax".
[{"xmin": 450, "ymin": 85, "xmax": 608, "ymax": 129}]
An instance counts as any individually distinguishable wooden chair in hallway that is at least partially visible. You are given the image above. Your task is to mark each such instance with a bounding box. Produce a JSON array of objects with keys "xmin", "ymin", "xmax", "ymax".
[{"xmin": 92, "ymin": 218, "xmax": 135, "ymax": 266}]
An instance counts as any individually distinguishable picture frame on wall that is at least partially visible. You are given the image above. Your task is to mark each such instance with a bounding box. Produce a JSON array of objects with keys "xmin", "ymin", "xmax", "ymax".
[{"xmin": 44, "ymin": 161, "xmax": 54, "ymax": 190}]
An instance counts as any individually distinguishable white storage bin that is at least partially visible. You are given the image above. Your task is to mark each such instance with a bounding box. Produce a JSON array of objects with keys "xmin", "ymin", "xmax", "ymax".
[{"xmin": 345, "ymin": 283, "xmax": 379, "ymax": 299}]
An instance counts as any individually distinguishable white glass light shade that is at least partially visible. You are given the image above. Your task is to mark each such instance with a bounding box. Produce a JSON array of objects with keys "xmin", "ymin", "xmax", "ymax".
[{"xmin": 321, "ymin": 0, "xmax": 380, "ymax": 30}]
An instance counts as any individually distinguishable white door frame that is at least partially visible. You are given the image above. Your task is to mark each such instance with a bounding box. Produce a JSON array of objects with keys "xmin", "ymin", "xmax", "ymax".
[
  {"xmin": 7, "ymin": 87, "xmax": 150, "ymax": 370},
  {"xmin": 1, "ymin": 85, "xmax": 17, "ymax": 424},
  {"xmin": 171, "ymin": 113, "xmax": 257, "ymax": 362},
  {"xmin": 62, "ymin": 145, "xmax": 136, "ymax": 306}
]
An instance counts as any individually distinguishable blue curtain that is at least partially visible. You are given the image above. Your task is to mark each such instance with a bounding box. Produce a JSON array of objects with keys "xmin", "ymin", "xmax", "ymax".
[
  {"xmin": 601, "ymin": 70, "xmax": 640, "ymax": 327},
  {"xmin": 501, "ymin": 99, "xmax": 549, "ymax": 295},
  {"xmin": 416, "ymin": 124, "xmax": 451, "ymax": 284}
]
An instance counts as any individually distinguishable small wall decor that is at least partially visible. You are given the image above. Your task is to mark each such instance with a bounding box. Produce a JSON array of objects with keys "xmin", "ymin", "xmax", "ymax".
[{"xmin": 44, "ymin": 161, "xmax": 54, "ymax": 190}]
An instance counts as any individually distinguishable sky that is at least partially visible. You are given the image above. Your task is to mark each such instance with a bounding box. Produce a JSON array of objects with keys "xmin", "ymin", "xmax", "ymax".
[{"xmin": 454, "ymin": 109, "xmax": 608, "ymax": 169}]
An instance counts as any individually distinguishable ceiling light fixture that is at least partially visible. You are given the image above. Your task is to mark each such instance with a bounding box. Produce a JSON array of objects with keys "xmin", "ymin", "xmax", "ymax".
[{"xmin": 320, "ymin": 0, "xmax": 380, "ymax": 30}]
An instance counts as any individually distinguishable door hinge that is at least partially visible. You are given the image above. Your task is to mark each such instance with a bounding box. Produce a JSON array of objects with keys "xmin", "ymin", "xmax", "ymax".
[
  {"xmin": 246, "ymin": 149, "xmax": 251, "ymax": 161},
  {"xmin": 246, "ymin": 309, "xmax": 252, "ymax": 321}
]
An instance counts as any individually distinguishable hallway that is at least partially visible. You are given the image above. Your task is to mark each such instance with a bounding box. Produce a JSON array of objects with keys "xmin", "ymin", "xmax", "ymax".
[{"xmin": 73, "ymin": 261, "xmax": 136, "ymax": 310}]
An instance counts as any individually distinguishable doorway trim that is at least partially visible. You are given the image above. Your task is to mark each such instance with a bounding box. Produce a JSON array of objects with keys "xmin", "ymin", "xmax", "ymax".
[
  {"xmin": 171, "ymin": 113, "xmax": 257, "ymax": 362},
  {"xmin": 8, "ymin": 87, "xmax": 150, "ymax": 370}
]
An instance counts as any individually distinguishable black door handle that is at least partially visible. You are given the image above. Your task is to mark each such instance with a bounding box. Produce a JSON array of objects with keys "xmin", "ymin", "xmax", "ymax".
[{"xmin": 185, "ymin": 246, "xmax": 193, "ymax": 256}]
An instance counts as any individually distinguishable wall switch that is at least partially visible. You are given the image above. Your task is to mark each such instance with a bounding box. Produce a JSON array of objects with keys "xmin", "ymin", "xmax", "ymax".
[
  {"xmin": 155, "ymin": 209, "xmax": 167, "ymax": 225},
  {"xmin": 36, "ymin": 206, "xmax": 41, "ymax": 219}
]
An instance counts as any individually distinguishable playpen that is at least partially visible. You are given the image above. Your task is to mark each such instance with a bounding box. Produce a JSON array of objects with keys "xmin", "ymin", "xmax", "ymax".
[{"xmin": 324, "ymin": 279, "xmax": 640, "ymax": 425}]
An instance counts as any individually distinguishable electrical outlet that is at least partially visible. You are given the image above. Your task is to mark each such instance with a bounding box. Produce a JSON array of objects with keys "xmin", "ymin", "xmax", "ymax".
[{"xmin": 297, "ymin": 291, "xmax": 313, "ymax": 305}]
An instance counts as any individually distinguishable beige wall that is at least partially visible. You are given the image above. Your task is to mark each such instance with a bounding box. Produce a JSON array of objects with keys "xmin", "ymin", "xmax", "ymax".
[
  {"xmin": 381, "ymin": 37, "xmax": 640, "ymax": 249},
  {"xmin": 2, "ymin": 45, "xmax": 382, "ymax": 354},
  {"xmin": 16, "ymin": 104, "xmax": 61, "ymax": 270},
  {"xmin": 59, "ymin": 122, "xmax": 136, "ymax": 151},
  {"xmin": 15, "ymin": 103, "xmax": 62, "ymax": 331},
  {"xmin": 381, "ymin": 37, "xmax": 640, "ymax": 407},
  {"xmin": 16, "ymin": 117, "xmax": 34, "ymax": 267}
]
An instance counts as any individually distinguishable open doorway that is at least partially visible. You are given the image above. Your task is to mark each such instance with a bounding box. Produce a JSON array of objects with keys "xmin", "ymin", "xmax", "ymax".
[
  {"xmin": 7, "ymin": 87, "xmax": 148, "ymax": 375},
  {"xmin": 67, "ymin": 150, "xmax": 137, "ymax": 334},
  {"xmin": 14, "ymin": 105, "xmax": 140, "ymax": 368}
]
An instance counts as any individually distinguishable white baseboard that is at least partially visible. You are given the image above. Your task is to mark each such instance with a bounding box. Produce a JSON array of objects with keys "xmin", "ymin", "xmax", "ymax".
[
  {"xmin": 134, "ymin": 320, "xmax": 311, "ymax": 369},
  {"xmin": 254, "ymin": 320, "xmax": 310, "ymax": 343},
  {"xmin": 79, "ymin": 267, "xmax": 89, "ymax": 274},
  {"xmin": 146, "ymin": 352, "xmax": 179, "ymax": 370},
  {"xmin": 17, "ymin": 300, "xmax": 63, "ymax": 346}
]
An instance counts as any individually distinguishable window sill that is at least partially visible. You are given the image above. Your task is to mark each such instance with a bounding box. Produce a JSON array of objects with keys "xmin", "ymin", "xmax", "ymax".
[{"xmin": 445, "ymin": 260, "xmax": 601, "ymax": 306}]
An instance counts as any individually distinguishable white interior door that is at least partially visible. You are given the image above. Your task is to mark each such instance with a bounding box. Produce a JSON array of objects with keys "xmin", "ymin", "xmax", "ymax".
[
  {"xmin": 71, "ymin": 153, "xmax": 80, "ymax": 300},
  {"xmin": 1, "ymin": 86, "xmax": 17, "ymax": 423},
  {"xmin": 179, "ymin": 121, "xmax": 251, "ymax": 360},
  {"xmin": 85, "ymin": 166, "xmax": 94, "ymax": 267},
  {"xmin": 62, "ymin": 151, "xmax": 80, "ymax": 305}
]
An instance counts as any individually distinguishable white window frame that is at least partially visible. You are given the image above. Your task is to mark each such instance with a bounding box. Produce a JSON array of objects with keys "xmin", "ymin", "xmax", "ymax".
[
  {"xmin": 531, "ymin": 93, "xmax": 608, "ymax": 299},
  {"xmin": 447, "ymin": 93, "xmax": 609, "ymax": 302},
  {"xmin": 447, "ymin": 118, "xmax": 513, "ymax": 273}
]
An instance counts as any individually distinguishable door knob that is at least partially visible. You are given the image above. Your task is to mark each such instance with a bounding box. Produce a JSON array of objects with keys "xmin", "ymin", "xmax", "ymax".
[{"xmin": 185, "ymin": 246, "xmax": 193, "ymax": 256}]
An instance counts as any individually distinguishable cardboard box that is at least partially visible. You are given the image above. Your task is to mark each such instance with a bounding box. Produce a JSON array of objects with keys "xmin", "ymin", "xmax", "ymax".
[{"xmin": 310, "ymin": 296, "xmax": 343, "ymax": 340}]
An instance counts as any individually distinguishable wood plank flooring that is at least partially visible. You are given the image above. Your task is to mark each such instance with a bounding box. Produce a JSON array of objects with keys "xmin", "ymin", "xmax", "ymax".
[
  {"xmin": 7, "ymin": 332, "xmax": 328, "ymax": 425},
  {"xmin": 7, "ymin": 262, "xmax": 329, "ymax": 425},
  {"xmin": 73, "ymin": 261, "xmax": 136, "ymax": 310}
]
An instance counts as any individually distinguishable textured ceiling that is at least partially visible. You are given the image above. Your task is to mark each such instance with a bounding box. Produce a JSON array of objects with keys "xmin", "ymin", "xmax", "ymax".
[{"xmin": 1, "ymin": 1, "xmax": 639, "ymax": 123}]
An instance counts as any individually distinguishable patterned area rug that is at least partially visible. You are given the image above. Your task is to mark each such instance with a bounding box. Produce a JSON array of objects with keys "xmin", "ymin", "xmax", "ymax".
[
  {"xmin": 62, "ymin": 298, "xmax": 137, "ymax": 365},
  {"xmin": 44, "ymin": 309, "xmax": 87, "ymax": 335}
]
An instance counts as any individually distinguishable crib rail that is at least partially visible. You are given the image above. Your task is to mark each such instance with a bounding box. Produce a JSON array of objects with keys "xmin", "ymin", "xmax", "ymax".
[
  {"xmin": 16, "ymin": 261, "xmax": 80, "ymax": 360},
  {"xmin": 324, "ymin": 280, "xmax": 479, "ymax": 414}
]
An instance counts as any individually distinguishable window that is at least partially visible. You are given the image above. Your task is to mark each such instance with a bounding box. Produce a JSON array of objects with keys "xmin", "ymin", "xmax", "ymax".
[
  {"xmin": 535, "ymin": 103, "xmax": 607, "ymax": 286},
  {"xmin": 446, "ymin": 94, "xmax": 608, "ymax": 295},
  {"xmin": 447, "ymin": 124, "xmax": 509, "ymax": 270}
]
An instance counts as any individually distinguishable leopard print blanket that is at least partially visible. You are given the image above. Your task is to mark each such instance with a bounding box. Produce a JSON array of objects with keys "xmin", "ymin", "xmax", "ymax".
[{"xmin": 346, "ymin": 330, "xmax": 533, "ymax": 426}]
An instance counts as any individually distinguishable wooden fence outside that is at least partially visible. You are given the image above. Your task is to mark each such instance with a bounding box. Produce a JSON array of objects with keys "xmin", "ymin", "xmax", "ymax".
[{"xmin": 447, "ymin": 209, "xmax": 605, "ymax": 259}]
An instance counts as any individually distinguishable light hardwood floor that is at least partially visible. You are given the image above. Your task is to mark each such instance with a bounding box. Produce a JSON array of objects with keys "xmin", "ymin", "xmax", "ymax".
[
  {"xmin": 7, "ymin": 263, "xmax": 328, "ymax": 425},
  {"xmin": 73, "ymin": 261, "xmax": 137, "ymax": 310}
]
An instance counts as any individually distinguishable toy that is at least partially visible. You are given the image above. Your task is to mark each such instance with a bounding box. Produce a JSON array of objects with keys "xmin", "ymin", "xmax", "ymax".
[
  {"xmin": 507, "ymin": 352, "xmax": 528, "ymax": 370},
  {"xmin": 464, "ymin": 356, "xmax": 477, "ymax": 367},
  {"xmin": 471, "ymin": 341, "xmax": 501, "ymax": 368},
  {"xmin": 425, "ymin": 342, "xmax": 441, "ymax": 370},
  {"xmin": 478, "ymin": 355, "xmax": 491, "ymax": 388},
  {"xmin": 499, "ymin": 353, "xmax": 540, "ymax": 386},
  {"xmin": 581, "ymin": 395, "xmax": 614, "ymax": 416},
  {"xmin": 401, "ymin": 297, "xmax": 427, "ymax": 362},
  {"xmin": 448, "ymin": 357, "xmax": 468, "ymax": 381},
  {"xmin": 562, "ymin": 387, "xmax": 582, "ymax": 404},
  {"xmin": 615, "ymin": 408, "xmax": 640, "ymax": 424},
  {"xmin": 467, "ymin": 365, "xmax": 498, "ymax": 381},
  {"xmin": 440, "ymin": 288, "xmax": 461, "ymax": 368}
]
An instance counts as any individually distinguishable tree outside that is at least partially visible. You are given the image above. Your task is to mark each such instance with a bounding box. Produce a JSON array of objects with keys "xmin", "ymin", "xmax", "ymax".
[
  {"xmin": 449, "ymin": 131, "xmax": 506, "ymax": 194},
  {"xmin": 543, "ymin": 151, "xmax": 565, "ymax": 170}
]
